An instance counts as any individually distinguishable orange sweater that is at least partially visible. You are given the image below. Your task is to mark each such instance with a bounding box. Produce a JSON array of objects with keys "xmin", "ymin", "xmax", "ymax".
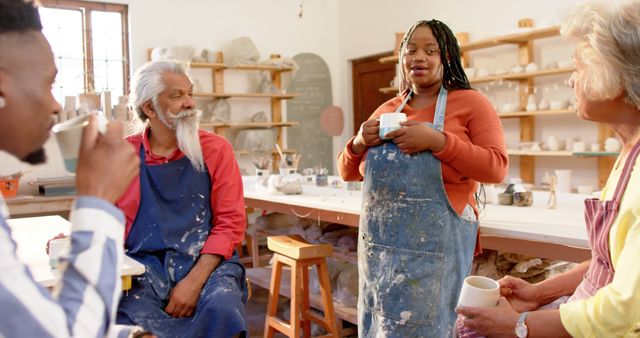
[{"xmin": 338, "ymin": 88, "xmax": 508, "ymax": 216}]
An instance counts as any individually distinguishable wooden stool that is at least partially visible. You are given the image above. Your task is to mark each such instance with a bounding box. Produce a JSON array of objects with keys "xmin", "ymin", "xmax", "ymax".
[{"xmin": 264, "ymin": 235, "xmax": 339, "ymax": 338}]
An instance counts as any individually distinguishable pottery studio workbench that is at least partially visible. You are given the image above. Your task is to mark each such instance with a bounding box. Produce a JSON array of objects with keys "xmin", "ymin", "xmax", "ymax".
[
  {"xmin": 243, "ymin": 176, "xmax": 591, "ymax": 263},
  {"xmin": 8, "ymin": 179, "xmax": 591, "ymax": 262},
  {"xmin": 6, "ymin": 215, "xmax": 145, "ymax": 289},
  {"xmin": 243, "ymin": 176, "xmax": 591, "ymax": 325}
]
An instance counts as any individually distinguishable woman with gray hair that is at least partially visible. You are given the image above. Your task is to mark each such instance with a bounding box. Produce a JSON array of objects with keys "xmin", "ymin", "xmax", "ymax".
[{"xmin": 457, "ymin": 1, "xmax": 640, "ymax": 337}]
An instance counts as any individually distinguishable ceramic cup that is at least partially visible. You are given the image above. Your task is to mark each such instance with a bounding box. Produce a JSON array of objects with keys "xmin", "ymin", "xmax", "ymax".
[
  {"xmin": 457, "ymin": 275, "xmax": 500, "ymax": 308},
  {"xmin": 555, "ymin": 169, "xmax": 572, "ymax": 193},
  {"xmin": 379, "ymin": 112, "xmax": 407, "ymax": 140},
  {"xmin": 52, "ymin": 114, "xmax": 108, "ymax": 173},
  {"xmin": 49, "ymin": 237, "xmax": 71, "ymax": 269},
  {"xmin": 572, "ymin": 141, "xmax": 586, "ymax": 153},
  {"xmin": 279, "ymin": 167, "xmax": 297, "ymax": 176}
]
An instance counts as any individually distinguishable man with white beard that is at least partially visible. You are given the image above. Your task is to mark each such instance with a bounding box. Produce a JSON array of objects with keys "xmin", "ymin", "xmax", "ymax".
[{"xmin": 115, "ymin": 60, "xmax": 248, "ymax": 338}]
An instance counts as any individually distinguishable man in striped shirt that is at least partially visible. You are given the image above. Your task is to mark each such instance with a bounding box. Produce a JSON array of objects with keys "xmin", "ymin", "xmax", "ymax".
[{"xmin": 0, "ymin": 1, "xmax": 146, "ymax": 337}]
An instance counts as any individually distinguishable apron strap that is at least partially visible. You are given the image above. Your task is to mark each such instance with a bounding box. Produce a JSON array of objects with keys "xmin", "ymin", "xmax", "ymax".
[
  {"xmin": 610, "ymin": 139, "xmax": 640, "ymax": 205},
  {"xmin": 432, "ymin": 86, "xmax": 448, "ymax": 132},
  {"xmin": 394, "ymin": 89, "xmax": 413, "ymax": 113},
  {"xmin": 395, "ymin": 86, "xmax": 449, "ymax": 132}
]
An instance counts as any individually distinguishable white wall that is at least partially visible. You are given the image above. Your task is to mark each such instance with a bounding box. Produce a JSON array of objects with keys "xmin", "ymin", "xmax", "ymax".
[{"xmin": 2, "ymin": 0, "xmax": 608, "ymax": 194}]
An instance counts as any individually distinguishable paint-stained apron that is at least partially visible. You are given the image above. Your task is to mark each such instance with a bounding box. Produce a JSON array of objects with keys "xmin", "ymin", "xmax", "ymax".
[
  {"xmin": 570, "ymin": 139, "xmax": 640, "ymax": 300},
  {"xmin": 359, "ymin": 88, "xmax": 478, "ymax": 337},
  {"xmin": 117, "ymin": 146, "xmax": 247, "ymax": 338}
]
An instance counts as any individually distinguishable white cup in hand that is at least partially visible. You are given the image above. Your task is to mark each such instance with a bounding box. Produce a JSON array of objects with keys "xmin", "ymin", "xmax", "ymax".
[
  {"xmin": 378, "ymin": 112, "xmax": 407, "ymax": 140},
  {"xmin": 48, "ymin": 237, "xmax": 71, "ymax": 269},
  {"xmin": 52, "ymin": 114, "xmax": 108, "ymax": 173},
  {"xmin": 457, "ymin": 275, "xmax": 500, "ymax": 308}
]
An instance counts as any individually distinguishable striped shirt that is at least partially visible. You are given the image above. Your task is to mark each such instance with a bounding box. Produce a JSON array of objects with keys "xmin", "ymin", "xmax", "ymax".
[{"xmin": 0, "ymin": 195, "xmax": 139, "ymax": 338}]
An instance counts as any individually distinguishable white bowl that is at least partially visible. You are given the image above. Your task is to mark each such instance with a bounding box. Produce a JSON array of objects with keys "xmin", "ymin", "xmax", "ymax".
[{"xmin": 550, "ymin": 100, "xmax": 568, "ymax": 110}]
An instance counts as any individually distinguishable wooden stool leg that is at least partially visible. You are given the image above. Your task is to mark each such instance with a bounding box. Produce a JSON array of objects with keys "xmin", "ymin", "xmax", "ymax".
[
  {"xmin": 301, "ymin": 263, "xmax": 312, "ymax": 338},
  {"xmin": 246, "ymin": 233, "xmax": 261, "ymax": 267},
  {"xmin": 290, "ymin": 260, "xmax": 301, "ymax": 338},
  {"xmin": 264, "ymin": 257, "xmax": 283, "ymax": 338},
  {"xmin": 317, "ymin": 261, "xmax": 339, "ymax": 337}
]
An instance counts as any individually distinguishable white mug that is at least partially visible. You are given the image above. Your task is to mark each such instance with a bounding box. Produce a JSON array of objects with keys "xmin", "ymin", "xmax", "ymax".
[
  {"xmin": 49, "ymin": 237, "xmax": 71, "ymax": 269},
  {"xmin": 379, "ymin": 112, "xmax": 407, "ymax": 140},
  {"xmin": 52, "ymin": 114, "xmax": 108, "ymax": 173},
  {"xmin": 555, "ymin": 169, "xmax": 572, "ymax": 193},
  {"xmin": 458, "ymin": 275, "xmax": 500, "ymax": 308}
]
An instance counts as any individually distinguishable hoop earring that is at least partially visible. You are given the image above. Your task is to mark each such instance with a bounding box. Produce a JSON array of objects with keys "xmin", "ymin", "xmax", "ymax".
[{"xmin": 0, "ymin": 96, "xmax": 5, "ymax": 109}]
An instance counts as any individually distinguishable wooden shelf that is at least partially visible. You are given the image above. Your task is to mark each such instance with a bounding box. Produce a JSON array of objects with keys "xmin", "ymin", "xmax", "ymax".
[
  {"xmin": 201, "ymin": 121, "xmax": 299, "ymax": 129},
  {"xmin": 193, "ymin": 92, "xmax": 298, "ymax": 99},
  {"xmin": 498, "ymin": 109, "xmax": 576, "ymax": 118},
  {"xmin": 234, "ymin": 149, "xmax": 297, "ymax": 156},
  {"xmin": 508, "ymin": 150, "xmax": 619, "ymax": 157},
  {"xmin": 573, "ymin": 151, "xmax": 619, "ymax": 157},
  {"xmin": 461, "ymin": 26, "xmax": 561, "ymax": 52},
  {"xmin": 470, "ymin": 67, "xmax": 575, "ymax": 84},
  {"xmin": 246, "ymin": 267, "xmax": 358, "ymax": 324},
  {"xmin": 379, "ymin": 55, "xmax": 398, "ymax": 64},
  {"xmin": 379, "ymin": 86, "xmax": 397, "ymax": 94},
  {"xmin": 378, "ymin": 26, "xmax": 562, "ymax": 64},
  {"xmin": 190, "ymin": 62, "xmax": 295, "ymax": 73},
  {"xmin": 508, "ymin": 150, "xmax": 573, "ymax": 156}
]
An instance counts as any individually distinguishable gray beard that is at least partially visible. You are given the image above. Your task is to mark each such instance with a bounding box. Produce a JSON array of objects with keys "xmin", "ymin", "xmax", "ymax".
[{"xmin": 162, "ymin": 109, "xmax": 205, "ymax": 172}]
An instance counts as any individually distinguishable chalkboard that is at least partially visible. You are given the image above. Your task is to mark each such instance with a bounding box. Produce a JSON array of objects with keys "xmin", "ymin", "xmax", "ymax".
[{"xmin": 287, "ymin": 53, "xmax": 333, "ymax": 172}]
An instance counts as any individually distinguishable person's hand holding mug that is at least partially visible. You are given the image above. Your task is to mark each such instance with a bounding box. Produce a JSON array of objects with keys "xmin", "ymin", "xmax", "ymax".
[
  {"xmin": 351, "ymin": 119, "xmax": 382, "ymax": 154},
  {"xmin": 74, "ymin": 115, "xmax": 139, "ymax": 203},
  {"xmin": 498, "ymin": 275, "xmax": 544, "ymax": 312}
]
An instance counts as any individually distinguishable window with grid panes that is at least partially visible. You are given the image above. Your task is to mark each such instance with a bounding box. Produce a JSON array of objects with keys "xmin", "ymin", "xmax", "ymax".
[{"xmin": 38, "ymin": 0, "xmax": 129, "ymax": 106}]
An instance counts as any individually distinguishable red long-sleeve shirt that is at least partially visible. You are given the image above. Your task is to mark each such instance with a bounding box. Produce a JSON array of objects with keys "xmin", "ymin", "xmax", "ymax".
[{"xmin": 116, "ymin": 128, "xmax": 246, "ymax": 259}]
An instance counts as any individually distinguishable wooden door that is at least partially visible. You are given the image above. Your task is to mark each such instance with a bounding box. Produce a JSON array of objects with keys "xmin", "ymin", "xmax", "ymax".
[{"xmin": 351, "ymin": 52, "xmax": 397, "ymax": 136}]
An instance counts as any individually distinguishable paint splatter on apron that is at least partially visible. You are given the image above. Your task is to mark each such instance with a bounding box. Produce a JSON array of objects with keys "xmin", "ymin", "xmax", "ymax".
[
  {"xmin": 359, "ymin": 88, "xmax": 478, "ymax": 337},
  {"xmin": 117, "ymin": 146, "xmax": 247, "ymax": 338}
]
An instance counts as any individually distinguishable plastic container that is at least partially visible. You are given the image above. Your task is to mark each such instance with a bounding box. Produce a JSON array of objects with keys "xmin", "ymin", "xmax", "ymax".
[{"xmin": 0, "ymin": 178, "xmax": 19, "ymax": 198}]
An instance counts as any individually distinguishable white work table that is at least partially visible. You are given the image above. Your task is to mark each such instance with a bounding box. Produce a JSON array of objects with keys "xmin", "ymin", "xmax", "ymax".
[
  {"xmin": 7, "ymin": 215, "xmax": 145, "ymax": 288},
  {"xmin": 243, "ymin": 176, "xmax": 591, "ymax": 263}
]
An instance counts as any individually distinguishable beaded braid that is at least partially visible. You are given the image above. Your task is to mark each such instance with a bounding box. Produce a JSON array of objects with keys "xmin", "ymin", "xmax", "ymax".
[{"xmin": 397, "ymin": 19, "xmax": 471, "ymax": 93}]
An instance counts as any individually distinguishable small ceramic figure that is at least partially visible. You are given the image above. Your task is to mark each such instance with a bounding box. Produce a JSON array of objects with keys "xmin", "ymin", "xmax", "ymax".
[
  {"xmin": 547, "ymin": 174, "xmax": 558, "ymax": 209},
  {"xmin": 526, "ymin": 94, "xmax": 537, "ymax": 112},
  {"xmin": 538, "ymin": 98, "xmax": 551, "ymax": 111}
]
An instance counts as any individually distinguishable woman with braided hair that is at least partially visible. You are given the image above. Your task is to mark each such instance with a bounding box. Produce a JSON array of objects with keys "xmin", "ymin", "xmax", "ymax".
[{"xmin": 338, "ymin": 19, "xmax": 508, "ymax": 337}]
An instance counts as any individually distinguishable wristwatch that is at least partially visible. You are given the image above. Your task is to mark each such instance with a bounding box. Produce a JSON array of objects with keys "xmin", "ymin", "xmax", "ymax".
[{"xmin": 515, "ymin": 311, "xmax": 529, "ymax": 338}]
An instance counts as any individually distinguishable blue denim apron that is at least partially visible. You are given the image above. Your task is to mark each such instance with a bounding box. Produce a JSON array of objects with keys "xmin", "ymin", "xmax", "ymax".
[
  {"xmin": 117, "ymin": 146, "xmax": 248, "ymax": 338},
  {"xmin": 359, "ymin": 88, "xmax": 478, "ymax": 337}
]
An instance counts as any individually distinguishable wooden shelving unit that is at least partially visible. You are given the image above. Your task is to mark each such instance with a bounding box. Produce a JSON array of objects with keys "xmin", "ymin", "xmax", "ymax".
[
  {"xmin": 378, "ymin": 24, "xmax": 615, "ymax": 188},
  {"xmin": 188, "ymin": 55, "xmax": 298, "ymax": 151},
  {"xmin": 458, "ymin": 24, "xmax": 615, "ymax": 188},
  {"xmin": 147, "ymin": 49, "xmax": 299, "ymax": 163},
  {"xmin": 469, "ymin": 67, "xmax": 575, "ymax": 84},
  {"xmin": 193, "ymin": 92, "xmax": 297, "ymax": 99}
]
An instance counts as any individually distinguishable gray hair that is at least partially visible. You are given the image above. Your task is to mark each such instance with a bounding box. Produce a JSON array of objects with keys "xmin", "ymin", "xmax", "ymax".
[
  {"xmin": 561, "ymin": 0, "xmax": 640, "ymax": 109},
  {"xmin": 128, "ymin": 60, "xmax": 191, "ymax": 121}
]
